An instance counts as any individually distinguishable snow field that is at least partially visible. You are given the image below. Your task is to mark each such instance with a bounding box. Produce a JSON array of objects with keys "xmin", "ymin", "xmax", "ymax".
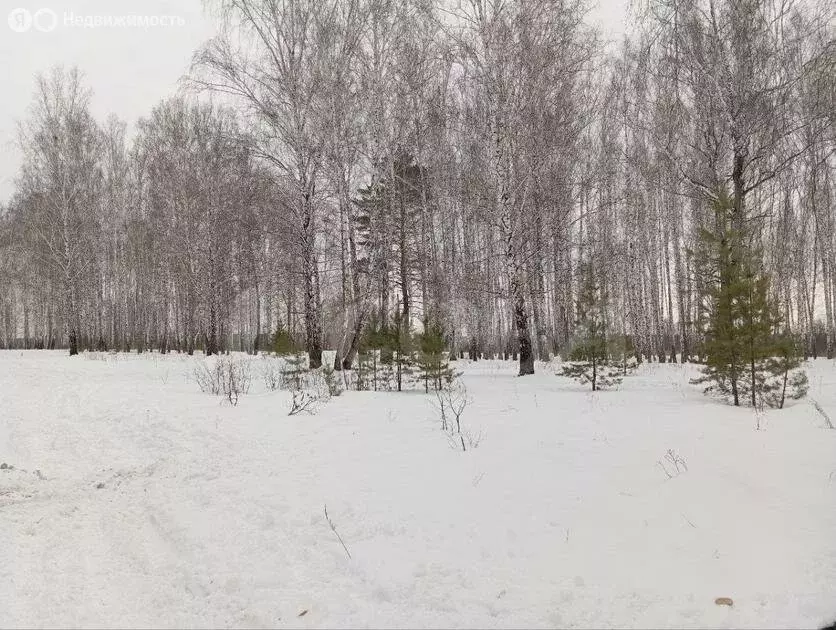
[{"xmin": 1, "ymin": 351, "xmax": 834, "ymax": 628}]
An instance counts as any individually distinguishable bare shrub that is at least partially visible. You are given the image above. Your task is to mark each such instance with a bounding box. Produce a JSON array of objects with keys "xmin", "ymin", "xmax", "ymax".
[
  {"xmin": 463, "ymin": 428, "xmax": 483, "ymax": 449},
  {"xmin": 261, "ymin": 354, "xmax": 318, "ymax": 392},
  {"xmin": 267, "ymin": 354, "xmax": 334, "ymax": 416},
  {"xmin": 321, "ymin": 366, "xmax": 343, "ymax": 397},
  {"xmin": 261, "ymin": 357, "xmax": 283, "ymax": 391},
  {"xmin": 446, "ymin": 427, "xmax": 484, "ymax": 452},
  {"xmin": 84, "ymin": 351, "xmax": 117, "ymax": 362},
  {"xmin": 194, "ymin": 360, "xmax": 223, "ymax": 395},
  {"xmin": 288, "ymin": 389, "xmax": 325, "ymax": 416},
  {"xmin": 433, "ymin": 382, "xmax": 470, "ymax": 433},
  {"xmin": 194, "ymin": 356, "xmax": 252, "ymax": 406},
  {"xmin": 223, "ymin": 358, "xmax": 252, "ymax": 405},
  {"xmin": 657, "ymin": 449, "xmax": 688, "ymax": 479},
  {"xmin": 433, "ymin": 382, "xmax": 479, "ymax": 451}
]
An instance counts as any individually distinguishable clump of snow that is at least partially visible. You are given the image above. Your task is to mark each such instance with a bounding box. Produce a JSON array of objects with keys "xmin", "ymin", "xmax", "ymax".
[{"xmin": 1, "ymin": 351, "xmax": 834, "ymax": 628}]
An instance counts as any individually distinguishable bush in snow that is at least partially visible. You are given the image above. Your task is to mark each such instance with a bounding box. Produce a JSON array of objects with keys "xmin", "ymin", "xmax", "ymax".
[
  {"xmin": 432, "ymin": 382, "xmax": 480, "ymax": 451},
  {"xmin": 433, "ymin": 381, "xmax": 470, "ymax": 433},
  {"xmin": 193, "ymin": 355, "xmax": 252, "ymax": 406},
  {"xmin": 261, "ymin": 353, "xmax": 336, "ymax": 414},
  {"xmin": 218, "ymin": 356, "xmax": 251, "ymax": 406},
  {"xmin": 287, "ymin": 389, "xmax": 327, "ymax": 416},
  {"xmin": 261, "ymin": 356, "xmax": 284, "ymax": 391},
  {"xmin": 321, "ymin": 365, "xmax": 343, "ymax": 397}
]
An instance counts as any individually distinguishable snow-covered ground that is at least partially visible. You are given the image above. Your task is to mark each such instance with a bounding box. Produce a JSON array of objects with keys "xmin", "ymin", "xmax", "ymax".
[{"xmin": 1, "ymin": 351, "xmax": 835, "ymax": 629}]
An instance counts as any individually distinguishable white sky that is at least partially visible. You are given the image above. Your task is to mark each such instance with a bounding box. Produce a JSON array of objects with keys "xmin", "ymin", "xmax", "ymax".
[{"xmin": 0, "ymin": 0, "xmax": 629, "ymax": 203}]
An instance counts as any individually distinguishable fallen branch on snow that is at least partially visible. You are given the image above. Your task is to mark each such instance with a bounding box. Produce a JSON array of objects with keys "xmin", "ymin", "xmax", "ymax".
[
  {"xmin": 324, "ymin": 504, "xmax": 351, "ymax": 559},
  {"xmin": 810, "ymin": 398, "xmax": 835, "ymax": 430}
]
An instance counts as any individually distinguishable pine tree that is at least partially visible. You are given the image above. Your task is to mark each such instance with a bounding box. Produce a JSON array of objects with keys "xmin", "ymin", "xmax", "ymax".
[
  {"xmin": 610, "ymin": 333, "xmax": 639, "ymax": 376},
  {"xmin": 757, "ymin": 333, "xmax": 809, "ymax": 409},
  {"xmin": 280, "ymin": 353, "xmax": 309, "ymax": 390},
  {"xmin": 737, "ymin": 273, "xmax": 781, "ymax": 407},
  {"xmin": 560, "ymin": 266, "xmax": 623, "ymax": 391},
  {"xmin": 391, "ymin": 305, "xmax": 416, "ymax": 392},
  {"xmin": 692, "ymin": 192, "xmax": 752, "ymax": 405},
  {"xmin": 692, "ymin": 191, "xmax": 807, "ymax": 407},
  {"xmin": 356, "ymin": 318, "xmax": 389, "ymax": 391},
  {"xmin": 272, "ymin": 322, "xmax": 298, "ymax": 356},
  {"xmin": 416, "ymin": 319, "xmax": 459, "ymax": 393}
]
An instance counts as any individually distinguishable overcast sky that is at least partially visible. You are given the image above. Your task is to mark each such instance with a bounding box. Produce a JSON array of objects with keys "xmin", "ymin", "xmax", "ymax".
[{"xmin": 0, "ymin": 0, "xmax": 629, "ymax": 203}]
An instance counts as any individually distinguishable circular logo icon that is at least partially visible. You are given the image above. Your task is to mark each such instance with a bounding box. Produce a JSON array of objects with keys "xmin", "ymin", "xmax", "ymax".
[
  {"xmin": 8, "ymin": 7, "xmax": 32, "ymax": 32},
  {"xmin": 33, "ymin": 8, "xmax": 57, "ymax": 32}
]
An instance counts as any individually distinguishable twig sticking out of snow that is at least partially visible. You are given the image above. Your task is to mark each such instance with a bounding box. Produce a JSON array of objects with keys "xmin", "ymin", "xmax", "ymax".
[
  {"xmin": 324, "ymin": 504, "xmax": 351, "ymax": 559},
  {"xmin": 810, "ymin": 398, "xmax": 835, "ymax": 430},
  {"xmin": 754, "ymin": 408, "xmax": 765, "ymax": 431},
  {"xmin": 657, "ymin": 449, "xmax": 688, "ymax": 479},
  {"xmin": 433, "ymin": 382, "xmax": 470, "ymax": 433}
]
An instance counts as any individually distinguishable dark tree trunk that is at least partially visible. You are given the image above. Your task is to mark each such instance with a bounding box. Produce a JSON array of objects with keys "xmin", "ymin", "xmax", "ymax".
[
  {"xmin": 514, "ymin": 293, "xmax": 535, "ymax": 375},
  {"xmin": 207, "ymin": 298, "xmax": 219, "ymax": 356},
  {"xmin": 68, "ymin": 328, "xmax": 78, "ymax": 356}
]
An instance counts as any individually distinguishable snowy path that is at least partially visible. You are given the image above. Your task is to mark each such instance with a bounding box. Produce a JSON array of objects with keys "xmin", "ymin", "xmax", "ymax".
[{"xmin": 1, "ymin": 351, "xmax": 835, "ymax": 628}]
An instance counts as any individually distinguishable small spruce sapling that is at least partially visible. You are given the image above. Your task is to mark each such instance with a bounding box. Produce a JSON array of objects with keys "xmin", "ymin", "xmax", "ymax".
[
  {"xmin": 280, "ymin": 352, "xmax": 309, "ymax": 390},
  {"xmin": 416, "ymin": 319, "xmax": 459, "ymax": 392},
  {"xmin": 272, "ymin": 322, "xmax": 298, "ymax": 356},
  {"xmin": 758, "ymin": 334, "xmax": 809, "ymax": 409},
  {"xmin": 357, "ymin": 319, "xmax": 394, "ymax": 391},
  {"xmin": 391, "ymin": 307, "xmax": 416, "ymax": 392},
  {"xmin": 610, "ymin": 333, "xmax": 639, "ymax": 376},
  {"xmin": 560, "ymin": 267, "xmax": 622, "ymax": 391}
]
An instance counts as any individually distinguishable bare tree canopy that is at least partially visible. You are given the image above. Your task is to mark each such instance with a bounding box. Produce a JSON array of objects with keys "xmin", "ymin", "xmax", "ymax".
[{"xmin": 0, "ymin": 0, "xmax": 833, "ymax": 369}]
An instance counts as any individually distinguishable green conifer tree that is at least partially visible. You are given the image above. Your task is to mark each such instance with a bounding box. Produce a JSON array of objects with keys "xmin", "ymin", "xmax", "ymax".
[
  {"xmin": 357, "ymin": 318, "xmax": 388, "ymax": 391},
  {"xmin": 272, "ymin": 322, "xmax": 297, "ymax": 356},
  {"xmin": 391, "ymin": 306, "xmax": 415, "ymax": 392},
  {"xmin": 560, "ymin": 265, "xmax": 623, "ymax": 391},
  {"xmin": 760, "ymin": 334, "xmax": 809, "ymax": 409},
  {"xmin": 692, "ymin": 191, "xmax": 807, "ymax": 407},
  {"xmin": 416, "ymin": 319, "xmax": 459, "ymax": 392}
]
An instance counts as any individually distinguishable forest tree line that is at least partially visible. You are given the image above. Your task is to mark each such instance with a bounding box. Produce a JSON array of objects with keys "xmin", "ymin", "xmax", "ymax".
[{"xmin": 0, "ymin": 0, "xmax": 833, "ymax": 376}]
